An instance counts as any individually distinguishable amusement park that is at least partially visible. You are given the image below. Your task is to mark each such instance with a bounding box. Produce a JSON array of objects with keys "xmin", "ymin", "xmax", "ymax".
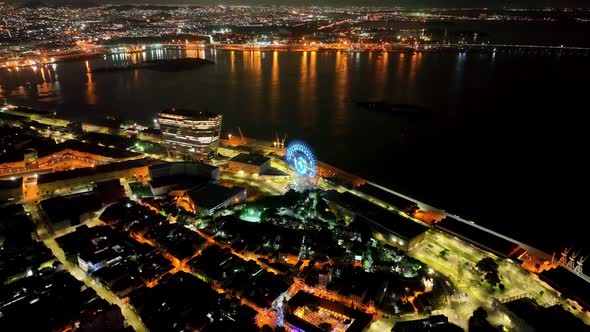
[{"xmin": 197, "ymin": 136, "xmax": 590, "ymax": 331}]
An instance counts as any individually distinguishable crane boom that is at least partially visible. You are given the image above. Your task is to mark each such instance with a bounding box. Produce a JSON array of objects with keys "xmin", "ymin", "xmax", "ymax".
[{"xmin": 237, "ymin": 127, "xmax": 246, "ymax": 144}]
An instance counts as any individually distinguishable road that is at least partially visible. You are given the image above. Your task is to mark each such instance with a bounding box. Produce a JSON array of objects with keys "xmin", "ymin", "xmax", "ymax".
[
  {"xmin": 24, "ymin": 204, "xmax": 148, "ymax": 332},
  {"xmin": 10, "ymin": 134, "xmax": 588, "ymax": 329}
]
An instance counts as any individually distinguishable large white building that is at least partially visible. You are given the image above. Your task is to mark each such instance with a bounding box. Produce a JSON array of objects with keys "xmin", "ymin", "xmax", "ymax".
[{"xmin": 158, "ymin": 108, "xmax": 222, "ymax": 162}]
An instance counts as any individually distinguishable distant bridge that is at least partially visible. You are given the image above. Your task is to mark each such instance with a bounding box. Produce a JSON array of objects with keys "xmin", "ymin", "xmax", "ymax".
[{"xmin": 98, "ymin": 41, "xmax": 590, "ymax": 56}]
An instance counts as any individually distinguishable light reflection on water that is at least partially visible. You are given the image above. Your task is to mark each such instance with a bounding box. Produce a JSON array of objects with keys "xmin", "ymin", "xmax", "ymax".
[
  {"xmin": 269, "ymin": 51, "xmax": 279, "ymax": 125},
  {"xmin": 0, "ymin": 64, "xmax": 63, "ymax": 102},
  {"xmin": 0, "ymin": 49, "xmax": 419, "ymax": 122}
]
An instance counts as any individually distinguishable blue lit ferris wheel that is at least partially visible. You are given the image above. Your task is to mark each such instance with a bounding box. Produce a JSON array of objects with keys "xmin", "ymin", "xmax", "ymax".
[{"xmin": 285, "ymin": 141, "xmax": 316, "ymax": 177}]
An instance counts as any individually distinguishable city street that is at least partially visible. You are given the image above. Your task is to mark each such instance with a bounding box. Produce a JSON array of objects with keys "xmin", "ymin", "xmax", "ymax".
[{"xmin": 23, "ymin": 204, "xmax": 148, "ymax": 332}]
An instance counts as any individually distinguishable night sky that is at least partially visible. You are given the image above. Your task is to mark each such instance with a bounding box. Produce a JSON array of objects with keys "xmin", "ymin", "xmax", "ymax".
[{"xmin": 10, "ymin": 0, "xmax": 590, "ymax": 9}]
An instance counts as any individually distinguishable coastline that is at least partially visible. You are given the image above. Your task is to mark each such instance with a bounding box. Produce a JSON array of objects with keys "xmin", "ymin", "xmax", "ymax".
[
  {"xmin": 4, "ymin": 42, "xmax": 589, "ymax": 72},
  {"xmin": 3, "ymin": 102, "xmax": 590, "ymax": 328},
  {"xmin": 0, "ymin": 103, "xmax": 559, "ymax": 266}
]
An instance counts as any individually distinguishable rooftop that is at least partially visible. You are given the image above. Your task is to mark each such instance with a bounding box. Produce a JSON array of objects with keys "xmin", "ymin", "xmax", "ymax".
[
  {"xmin": 58, "ymin": 140, "xmax": 139, "ymax": 159},
  {"xmin": 149, "ymin": 161, "xmax": 218, "ymax": 177},
  {"xmin": 38, "ymin": 158, "xmax": 151, "ymax": 184},
  {"xmin": 187, "ymin": 183, "xmax": 245, "ymax": 210},
  {"xmin": 149, "ymin": 175, "xmax": 207, "ymax": 191},
  {"xmin": 129, "ymin": 271, "xmax": 257, "ymax": 332},
  {"xmin": 356, "ymin": 183, "xmax": 417, "ymax": 211},
  {"xmin": 158, "ymin": 108, "xmax": 220, "ymax": 120},
  {"xmin": 435, "ymin": 216, "xmax": 521, "ymax": 258},
  {"xmin": 0, "ymin": 112, "xmax": 27, "ymax": 122},
  {"xmin": 539, "ymin": 266, "xmax": 590, "ymax": 311},
  {"xmin": 0, "ymin": 139, "xmax": 139, "ymax": 164},
  {"xmin": 0, "ymin": 177, "xmax": 21, "ymax": 189},
  {"xmin": 230, "ymin": 153, "xmax": 270, "ymax": 167},
  {"xmin": 502, "ymin": 297, "xmax": 589, "ymax": 332},
  {"xmin": 40, "ymin": 192, "xmax": 102, "ymax": 224},
  {"xmin": 146, "ymin": 223, "xmax": 207, "ymax": 260}
]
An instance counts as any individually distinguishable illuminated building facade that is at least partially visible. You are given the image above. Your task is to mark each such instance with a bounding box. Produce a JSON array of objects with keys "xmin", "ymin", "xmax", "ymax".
[{"xmin": 158, "ymin": 109, "xmax": 222, "ymax": 162}]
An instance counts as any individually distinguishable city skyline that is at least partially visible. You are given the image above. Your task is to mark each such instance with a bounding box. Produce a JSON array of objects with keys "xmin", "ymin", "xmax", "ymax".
[
  {"xmin": 7, "ymin": 0, "xmax": 590, "ymax": 9},
  {"xmin": 1, "ymin": 2, "xmax": 589, "ymax": 332}
]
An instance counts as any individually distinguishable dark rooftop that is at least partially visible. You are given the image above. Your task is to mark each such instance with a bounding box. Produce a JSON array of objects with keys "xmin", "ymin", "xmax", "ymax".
[
  {"xmin": 148, "ymin": 161, "xmax": 218, "ymax": 177},
  {"xmin": 230, "ymin": 153, "xmax": 270, "ymax": 166},
  {"xmin": 0, "ymin": 112, "xmax": 27, "ymax": 122},
  {"xmin": 158, "ymin": 108, "xmax": 220, "ymax": 119},
  {"xmin": 94, "ymin": 179, "xmax": 125, "ymax": 203},
  {"xmin": 58, "ymin": 140, "xmax": 139, "ymax": 159},
  {"xmin": 130, "ymin": 271, "xmax": 256, "ymax": 332},
  {"xmin": 149, "ymin": 175, "xmax": 207, "ymax": 191},
  {"xmin": 187, "ymin": 183, "xmax": 245, "ymax": 210},
  {"xmin": 0, "ymin": 205, "xmax": 53, "ymax": 285},
  {"xmin": 38, "ymin": 158, "xmax": 151, "ymax": 184},
  {"xmin": 40, "ymin": 192, "xmax": 102, "ymax": 225},
  {"xmin": 539, "ymin": 266, "xmax": 590, "ymax": 312},
  {"xmin": 94, "ymin": 179, "xmax": 122, "ymax": 191},
  {"xmin": 356, "ymin": 183, "xmax": 417, "ymax": 211},
  {"xmin": 0, "ymin": 139, "xmax": 138, "ymax": 164},
  {"xmin": 146, "ymin": 223, "xmax": 207, "ymax": 260},
  {"xmin": 502, "ymin": 297, "xmax": 589, "ymax": 332},
  {"xmin": 436, "ymin": 216, "xmax": 520, "ymax": 258},
  {"xmin": 0, "ymin": 177, "xmax": 21, "ymax": 189}
]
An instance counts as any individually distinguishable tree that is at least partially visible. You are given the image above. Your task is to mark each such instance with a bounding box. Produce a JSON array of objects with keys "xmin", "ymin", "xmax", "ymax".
[
  {"xmin": 485, "ymin": 271, "xmax": 501, "ymax": 287},
  {"xmin": 468, "ymin": 307, "xmax": 497, "ymax": 332},
  {"xmin": 473, "ymin": 307, "xmax": 488, "ymax": 319},
  {"xmin": 260, "ymin": 208, "xmax": 278, "ymax": 222},
  {"xmin": 316, "ymin": 198, "xmax": 336, "ymax": 222},
  {"xmin": 476, "ymin": 257, "xmax": 498, "ymax": 274},
  {"xmin": 476, "ymin": 257, "xmax": 502, "ymax": 287}
]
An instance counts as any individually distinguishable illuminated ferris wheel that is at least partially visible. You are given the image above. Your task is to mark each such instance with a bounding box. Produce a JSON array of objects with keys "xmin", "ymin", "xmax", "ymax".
[{"xmin": 285, "ymin": 141, "xmax": 316, "ymax": 177}]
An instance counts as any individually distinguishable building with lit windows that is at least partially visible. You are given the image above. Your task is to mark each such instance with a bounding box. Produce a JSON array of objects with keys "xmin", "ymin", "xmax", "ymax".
[{"xmin": 157, "ymin": 109, "xmax": 222, "ymax": 162}]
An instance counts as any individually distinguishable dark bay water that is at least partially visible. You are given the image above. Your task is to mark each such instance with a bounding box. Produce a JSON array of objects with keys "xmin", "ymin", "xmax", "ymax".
[{"xmin": 1, "ymin": 49, "xmax": 589, "ymax": 253}]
